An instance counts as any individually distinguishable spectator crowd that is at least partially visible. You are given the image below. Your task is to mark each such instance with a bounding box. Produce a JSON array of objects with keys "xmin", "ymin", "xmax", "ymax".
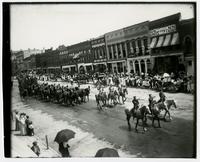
[{"xmin": 29, "ymin": 71, "xmax": 194, "ymax": 94}]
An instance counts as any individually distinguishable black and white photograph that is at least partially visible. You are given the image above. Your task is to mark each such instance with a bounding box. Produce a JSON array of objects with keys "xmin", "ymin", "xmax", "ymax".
[{"xmin": 2, "ymin": 1, "xmax": 197, "ymax": 159}]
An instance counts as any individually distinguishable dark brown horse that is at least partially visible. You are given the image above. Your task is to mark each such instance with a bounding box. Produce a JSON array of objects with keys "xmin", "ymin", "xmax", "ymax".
[
  {"xmin": 125, "ymin": 105, "xmax": 151, "ymax": 133},
  {"xmin": 151, "ymin": 100, "xmax": 177, "ymax": 128}
]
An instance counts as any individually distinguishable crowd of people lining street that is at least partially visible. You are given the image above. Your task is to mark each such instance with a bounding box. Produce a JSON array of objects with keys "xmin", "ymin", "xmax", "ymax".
[{"xmin": 32, "ymin": 70, "xmax": 194, "ymax": 94}]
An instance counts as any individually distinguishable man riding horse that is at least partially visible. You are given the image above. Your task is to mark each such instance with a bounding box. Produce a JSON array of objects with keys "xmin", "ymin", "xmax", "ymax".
[
  {"xmin": 148, "ymin": 94, "xmax": 155, "ymax": 114},
  {"xmin": 157, "ymin": 90, "xmax": 166, "ymax": 103},
  {"xmin": 132, "ymin": 96, "xmax": 139, "ymax": 110}
]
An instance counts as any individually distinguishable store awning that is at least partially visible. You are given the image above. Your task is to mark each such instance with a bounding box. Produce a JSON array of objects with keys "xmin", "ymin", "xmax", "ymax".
[
  {"xmin": 163, "ymin": 34, "xmax": 171, "ymax": 47},
  {"xmin": 171, "ymin": 32, "xmax": 179, "ymax": 45},
  {"xmin": 149, "ymin": 37, "xmax": 157, "ymax": 48},
  {"xmin": 156, "ymin": 36, "xmax": 164, "ymax": 48}
]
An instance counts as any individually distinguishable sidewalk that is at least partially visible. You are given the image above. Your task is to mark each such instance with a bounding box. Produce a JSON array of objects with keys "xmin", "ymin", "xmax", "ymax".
[{"xmin": 11, "ymin": 131, "xmax": 60, "ymax": 158}]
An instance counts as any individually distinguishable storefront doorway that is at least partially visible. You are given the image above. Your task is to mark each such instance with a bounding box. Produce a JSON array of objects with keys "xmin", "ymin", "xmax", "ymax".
[{"xmin": 153, "ymin": 56, "xmax": 181, "ymax": 74}]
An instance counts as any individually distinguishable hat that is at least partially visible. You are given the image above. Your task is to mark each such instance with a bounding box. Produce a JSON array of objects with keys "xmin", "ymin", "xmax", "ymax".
[{"xmin": 33, "ymin": 141, "xmax": 37, "ymax": 145}]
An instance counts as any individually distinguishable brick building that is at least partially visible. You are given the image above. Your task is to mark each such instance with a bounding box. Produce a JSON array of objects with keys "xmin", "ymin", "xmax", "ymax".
[{"xmin": 91, "ymin": 35, "xmax": 107, "ymax": 73}]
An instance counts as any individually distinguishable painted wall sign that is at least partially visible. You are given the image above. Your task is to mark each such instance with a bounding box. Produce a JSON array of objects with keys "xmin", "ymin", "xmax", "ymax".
[{"xmin": 150, "ymin": 24, "xmax": 176, "ymax": 36}]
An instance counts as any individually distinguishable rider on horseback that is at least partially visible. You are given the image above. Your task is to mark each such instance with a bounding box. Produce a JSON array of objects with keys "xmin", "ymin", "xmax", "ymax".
[
  {"xmin": 148, "ymin": 94, "xmax": 155, "ymax": 106},
  {"xmin": 157, "ymin": 90, "xmax": 166, "ymax": 103},
  {"xmin": 148, "ymin": 94, "xmax": 156, "ymax": 114},
  {"xmin": 131, "ymin": 96, "xmax": 139, "ymax": 114}
]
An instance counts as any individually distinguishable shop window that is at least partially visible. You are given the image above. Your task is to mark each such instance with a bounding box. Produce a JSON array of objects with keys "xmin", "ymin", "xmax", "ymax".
[
  {"xmin": 131, "ymin": 40, "xmax": 136, "ymax": 54},
  {"xmin": 99, "ymin": 48, "xmax": 103, "ymax": 58},
  {"xmin": 143, "ymin": 38, "xmax": 148, "ymax": 55},
  {"xmin": 126, "ymin": 41, "xmax": 131, "ymax": 54},
  {"xmin": 113, "ymin": 45, "xmax": 117, "ymax": 59},
  {"xmin": 184, "ymin": 37, "xmax": 193, "ymax": 54},
  {"xmin": 103, "ymin": 47, "xmax": 106, "ymax": 58},
  {"xmin": 117, "ymin": 44, "xmax": 121, "ymax": 58},
  {"xmin": 122, "ymin": 43, "xmax": 126, "ymax": 58},
  {"xmin": 94, "ymin": 49, "xmax": 97, "ymax": 59},
  {"xmin": 108, "ymin": 46, "xmax": 112, "ymax": 60},
  {"xmin": 137, "ymin": 39, "xmax": 143, "ymax": 56}
]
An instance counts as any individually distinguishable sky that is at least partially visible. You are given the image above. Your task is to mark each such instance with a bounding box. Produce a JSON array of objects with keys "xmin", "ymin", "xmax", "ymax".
[{"xmin": 10, "ymin": 3, "xmax": 195, "ymax": 51}]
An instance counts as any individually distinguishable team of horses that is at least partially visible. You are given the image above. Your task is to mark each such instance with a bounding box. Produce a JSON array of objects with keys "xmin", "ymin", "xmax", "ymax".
[{"xmin": 17, "ymin": 75, "xmax": 90, "ymax": 106}]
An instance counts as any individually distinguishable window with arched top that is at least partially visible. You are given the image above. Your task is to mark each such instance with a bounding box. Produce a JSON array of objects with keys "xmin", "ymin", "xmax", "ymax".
[
  {"xmin": 147, "ymin": 59, "xmax": 151, "ymax": 64},
  {"xmin": 140, "ymin": 60, "xmax": 145, "ymax": 64},
  {"xmin": 184, "ymin": 36, "xmax": 193, "ymax": 55}
]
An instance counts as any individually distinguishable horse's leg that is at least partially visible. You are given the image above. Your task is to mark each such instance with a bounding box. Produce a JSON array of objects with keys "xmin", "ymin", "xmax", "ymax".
[
  {"xmin": 118, "ymin": 95, "xmax": 120, "ymax": 104},
  {"xmin": 152, "ymin": 117, "xmax": 155, "ymax": 127},
  {"xmin": 135, "ymin": 118, "xmax": 139, "ymax": 133},
  {"xmin": 142, "ymin": 118, "xmax": 147, "ymax": 132},
  {"xmin": 163, "ymin": 110, "xmax": 168, "ymax": 121},
  {"xmin": 158, "ymin": 117, "xmax": 161, "ymax": 128},
  {"xmin": 144, "ymin": 115, "xmax": 148, "ymax": 125},
  {"xmin": 168, "ymin": 110, "xmax": 172, "ymax": 120},
  {"xmin": 126, "ymin": 115, "xmax": 131, "ymax": 131},
  {"xmin": 104, "ymin": 99, "xmax": 107, "ymax": 106}
]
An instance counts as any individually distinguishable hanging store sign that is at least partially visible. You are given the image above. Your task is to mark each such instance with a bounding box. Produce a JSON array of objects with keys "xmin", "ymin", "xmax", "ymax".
[{"xmin": 150, "ymin": 24, "xmax": 176, "ymax": 37}]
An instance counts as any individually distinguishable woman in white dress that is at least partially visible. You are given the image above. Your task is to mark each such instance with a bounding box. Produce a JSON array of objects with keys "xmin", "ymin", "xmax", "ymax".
[{"xmin": 19, "ymin": 114, "xmax": 27, "ymax": 136}]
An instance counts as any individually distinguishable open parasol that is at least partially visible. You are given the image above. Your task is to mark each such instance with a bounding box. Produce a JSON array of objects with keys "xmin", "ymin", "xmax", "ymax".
[
  {"xmin": 95, "ymin": 148, "xmax": 119, "ymax": 157},
  {"xmin": 54, "ymin": 129, "xmax": 75, "ymax": 144}
]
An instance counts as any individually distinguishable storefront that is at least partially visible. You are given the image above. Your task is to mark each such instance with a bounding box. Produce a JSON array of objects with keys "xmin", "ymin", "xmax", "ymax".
[
  {"xmin": 62, "ymin": 65, "xmax": 76, "ymax": 74},
  {"xmin": 93, "ymin": 61, "xmax": 107, "ymax": 73},
  {"xmin": 179, "ymin": 18, "xmax": 195, "ymax": 77},
  {"xmin": 149, "ymin": 13, "xmax": 184, "ymax": 75},
  {"xmin": 91, "ymin": 36, "xmax": 107, "ymax": 73},
  {"xmin": 107, "ymin": 60, "xmax": 126, "ymax": 73}
]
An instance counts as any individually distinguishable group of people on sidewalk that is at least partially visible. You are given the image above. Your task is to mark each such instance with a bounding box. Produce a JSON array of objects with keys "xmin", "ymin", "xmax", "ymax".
[
  {"xmin": 12, "ymin": 110, "xmax": 71, "ymax": 157},
  {"xmin": 12, "ymin": 110, "xmax": 34, "ymax": 136},
  {"xmin": 11, "ymin": 110, "xmax": 41, "ymax": 157}
]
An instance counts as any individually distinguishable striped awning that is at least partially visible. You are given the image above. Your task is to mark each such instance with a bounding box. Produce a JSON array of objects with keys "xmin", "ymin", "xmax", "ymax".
[
  {"xmin": 163, "ymin": 34, "xmax": 171, "ymax": 47},
  {"xmin": 156, "ymin": 36, "xmax": 164, "ymax": 48},
  {"xmin": 149, "ymin": 37, "xmax": 157, "ymax": 48},
  {"xmin": 171, "ymin": 32, "xmax": 179, "ymax": 45}
]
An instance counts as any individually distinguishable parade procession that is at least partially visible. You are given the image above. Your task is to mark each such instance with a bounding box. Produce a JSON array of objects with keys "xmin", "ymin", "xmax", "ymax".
[{"xmin": 7, "ymin": 3, "xmax": 196, "ymax": 159}]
